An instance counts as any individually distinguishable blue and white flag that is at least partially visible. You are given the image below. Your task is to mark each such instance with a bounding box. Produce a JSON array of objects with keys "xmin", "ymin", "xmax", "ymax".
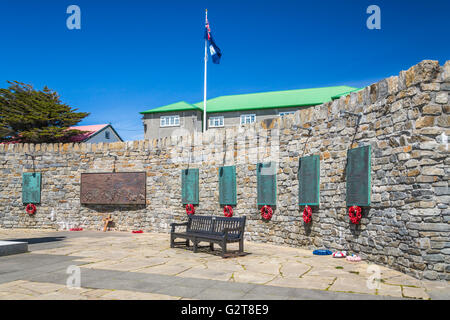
[{"xmin": 205, "ymin": 18, "xmax": 222, "ymax": 64}]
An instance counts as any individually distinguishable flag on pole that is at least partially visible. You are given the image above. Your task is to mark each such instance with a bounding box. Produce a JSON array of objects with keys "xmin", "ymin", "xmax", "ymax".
[{"xmin": 204, "ymin": 16, "xmax": 222, "ymax": 64}]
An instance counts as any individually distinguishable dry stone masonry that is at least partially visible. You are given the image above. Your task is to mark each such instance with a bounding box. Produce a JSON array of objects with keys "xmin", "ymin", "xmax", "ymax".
[{"xmin": 0, "ymin": 60, "xmax": 448, "ymax": 281}]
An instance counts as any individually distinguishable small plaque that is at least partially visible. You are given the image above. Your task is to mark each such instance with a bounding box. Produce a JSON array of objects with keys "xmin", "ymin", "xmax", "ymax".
[
  {"xmin": 298, "ymin": 155, "xmax": 320, "ymax": 206},
  {"xmin": 181, "ymin": 168, "xmax": 199, "ymax": 205},
  {"xmin": 219, "ymin": 166, "xmax": 236, "ymax": 205},
  {"xmin": 80, "ymin": 172, "xmax": 146, "ymax": 205},
  {"xmin": 346, "ymin": 145, "xmax": 371, "ymax": 206},
  {"xmin": 22, "ymin": 172, "xmax": 41, "ymax": 204},
  {"xmin": 257, "ymin": 162, "xmax": 277, "ymax": 206}
]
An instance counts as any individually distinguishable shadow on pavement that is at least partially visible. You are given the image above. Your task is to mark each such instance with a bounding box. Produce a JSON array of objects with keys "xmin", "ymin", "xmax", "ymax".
[{"xmin": 4, "ymin": 236, "xmax": 66, "ymax": 245}]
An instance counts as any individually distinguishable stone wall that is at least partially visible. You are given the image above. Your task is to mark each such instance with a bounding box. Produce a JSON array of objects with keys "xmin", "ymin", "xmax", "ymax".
[{"xmin": 0, "ymin": 60, "xmax": 449, "ymax": 281}]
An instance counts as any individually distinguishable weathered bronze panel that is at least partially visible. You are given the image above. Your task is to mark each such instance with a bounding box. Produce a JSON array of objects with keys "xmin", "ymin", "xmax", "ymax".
[
  {"xmin": 346, "ymin": 145, "xmax": 371, "ymax": 206},
  {"xmin": 22, "ymin": 172, "xmax": 41, "ymax": 204},
  {"xmin": 80, "ymin": 172, "xmax": 146, "ymax": 205},
  {"xmin": 219, "ymin": 165, "xmax": 236, "ymax": 205},
  {"xmin": 257, "ymin": 162, "xmax": 277, "ymax": 206},
  {"xmin": 298, "ymin": 155, "xmax": 320, "ymax": 206},
  {"xmin": 181, "ymin": 168, "xmax": 199, "ymax": 205}
]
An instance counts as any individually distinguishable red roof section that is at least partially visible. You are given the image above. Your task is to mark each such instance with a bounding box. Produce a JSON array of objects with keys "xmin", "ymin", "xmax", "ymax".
[{"xmin": 68, "ymin": 124, "xmax": 109, "ymax": 142}]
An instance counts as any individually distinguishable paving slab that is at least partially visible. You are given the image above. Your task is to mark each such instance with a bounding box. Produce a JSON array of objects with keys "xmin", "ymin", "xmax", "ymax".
[
  {"xmin": 267, "ymin": 275, "xmax": 334, "ymax": 291},
  {"xmin": 279, "ymin": 262, "xmax": 311, "ymax": 278},
  {"xmin": 153, "ymin": 284, "xmax": 207, "ymax": 298},
  {"xmin": 242, "ymin": 262, "xmax": 281, "ymax": 275},
  {"xmin": 328, "ymin": 276, "xmax": 377, "ymax": 295},
  {"xmin": 177, "ymin": 265, "xmax": 233, "ymax": 281},
  {"xmin": 192, "ymin": 288, "xmax": 247, "ymax": 300},
  {"xmin": 240, "ymin": 293, "xmax": 291, "ymax": 300},
  {"xmin": 428, "ymin": 288, "xmax": 450, "ymax": 300},
  {"xmin": 205, "ymin": 281, "xmax": 256, "ymax": 294},
  {"xmin": 100, "ymin": 290, "xmax": 181, "ymax": 300},
  {"xmin": 28, "ymin": 291, "xmax": 89, "ymax": 300},
  {"xmin": 136, "ymin": 263, "xmax": 194, "ymax": 276},
  {"xmin": 232, "ymin": 270, "xmax": 278, "ymax": 284},
  {"xmin": 402, "ymin": 286, "xmax": 430, "ymax": 300},
  {"xmin": 377, "ymin": 283, "xmax": 403, "ymax": 298}
]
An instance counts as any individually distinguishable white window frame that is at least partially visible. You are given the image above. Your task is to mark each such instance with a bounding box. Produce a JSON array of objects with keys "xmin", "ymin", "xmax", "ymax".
[
  {"xmin": 279, "ymin": 111, "xmax": 295, "ymax": 117},
  {"xmin": 240, "ymin": 114, "xmax": 256, "ymax": 125},
  {"xmin": 208, "ymin": 116, "xmax": 224, "ymax": 128},
  {"xmin": 160, "ymin": 115, "xmax": 180, "ymax": 127}
]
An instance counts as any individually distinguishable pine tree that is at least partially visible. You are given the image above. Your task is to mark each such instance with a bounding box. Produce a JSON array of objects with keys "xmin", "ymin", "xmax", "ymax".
[{"xmin": 0, "ymin": 81, "xmax": 90, "ymax": 143}]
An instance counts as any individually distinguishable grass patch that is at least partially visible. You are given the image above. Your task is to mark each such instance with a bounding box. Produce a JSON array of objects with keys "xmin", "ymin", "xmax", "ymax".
[
  {"xmin": 349, "ymin": 271, "xmax": 360, "ymax": 275},
  {"xmin": 335, "ymin": 266, "xmax": 344, "ymax": 269}
]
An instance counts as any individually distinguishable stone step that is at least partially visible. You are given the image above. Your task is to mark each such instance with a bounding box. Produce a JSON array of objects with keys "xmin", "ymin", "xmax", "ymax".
[{"xmin": 0, "ymin": 240, "xmax": 28, "ymax": 257}]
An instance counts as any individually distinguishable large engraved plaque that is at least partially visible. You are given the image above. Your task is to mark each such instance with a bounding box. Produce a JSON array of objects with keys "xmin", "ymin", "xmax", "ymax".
[{"xmin": 81, "ymin": 172, "xmax": 146, "ymax": 205}]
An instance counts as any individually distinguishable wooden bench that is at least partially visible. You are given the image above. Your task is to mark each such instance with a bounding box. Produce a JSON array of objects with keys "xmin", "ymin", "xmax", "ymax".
[{"xmin": 170, "ymin": 215, "xmax": 246, "ymax": 257}]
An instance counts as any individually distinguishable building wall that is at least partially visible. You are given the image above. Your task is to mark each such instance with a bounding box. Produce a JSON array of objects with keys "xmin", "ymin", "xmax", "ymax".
[
  {"xmin": 206, "ymin": 106, "xmax": 311, "ymax": 130},
  {"xmin": 86, "ymin": 126, "xmax": 122, "ymax": 143},
  {"xmin": 143, "ymin": 107, "xmax": 312, "ymax": 139},
  {"xmin": 142, "ymin": 111, "xmax": 202, "ymax": 139},
  {"xmin": 0, "ymin": 60, "xmax": 449, "ymax": 281}
]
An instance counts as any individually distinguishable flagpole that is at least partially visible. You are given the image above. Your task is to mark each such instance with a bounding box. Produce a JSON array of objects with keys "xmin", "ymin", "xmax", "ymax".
[{"xmin": 203, "ymin": 9, "xmax": 208, "ymax": 132}]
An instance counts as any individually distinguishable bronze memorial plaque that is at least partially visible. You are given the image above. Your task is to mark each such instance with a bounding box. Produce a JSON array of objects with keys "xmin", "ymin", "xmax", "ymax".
[
  {"xmin": 346, "ymin": 145, "xmax": 371, "ymax": 206},
  {"xmin": 80, "ymin": 172, "xmax": 146, "ymax": 205}
]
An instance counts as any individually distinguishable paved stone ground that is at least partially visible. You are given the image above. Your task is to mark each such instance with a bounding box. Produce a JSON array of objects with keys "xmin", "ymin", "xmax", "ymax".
[{"xmin": 0, "ymin": 229, "xmax": 448, "ymax": 300}]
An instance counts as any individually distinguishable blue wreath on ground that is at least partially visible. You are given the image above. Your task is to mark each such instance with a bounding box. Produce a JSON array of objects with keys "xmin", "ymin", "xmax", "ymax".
[{"xmin": 312, "ymin": 249, "xmax": 332, "ymax": 255}]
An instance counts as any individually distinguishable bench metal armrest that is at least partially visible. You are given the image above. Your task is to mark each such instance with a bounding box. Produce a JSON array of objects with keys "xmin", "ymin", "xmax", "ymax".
[{"xmin": 171, "ymin": 222, "xmax": 188, "ymax": 232}]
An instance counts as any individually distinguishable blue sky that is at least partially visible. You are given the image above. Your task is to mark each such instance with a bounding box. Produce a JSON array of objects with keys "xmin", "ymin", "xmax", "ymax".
[{"xmin": 0, "ymin": 0, "xmax": 449, "ymax": 141}]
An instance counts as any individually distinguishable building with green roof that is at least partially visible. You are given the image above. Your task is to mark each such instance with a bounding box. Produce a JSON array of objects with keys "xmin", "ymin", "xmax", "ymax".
[{"xmin": 140, "ymin": 85, "xmax": 358, "ymax": 139}]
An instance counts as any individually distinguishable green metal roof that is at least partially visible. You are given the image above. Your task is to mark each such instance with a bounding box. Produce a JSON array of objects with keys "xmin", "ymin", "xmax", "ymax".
[
  {"xmin": 193, "ymin": 86, "xmax": 357, "ymax": 113},
  {"xmin": 140, "ymin": 85, "xmax": 358, "ymax": 114},
  {"xmin": 140, "ymin": 101, "xmax": 201, "ymax": 114}
]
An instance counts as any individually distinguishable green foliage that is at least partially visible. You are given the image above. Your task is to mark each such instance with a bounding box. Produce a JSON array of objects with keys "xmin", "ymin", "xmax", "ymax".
[{"xmin": 0, "ymin": 81, "xmax": 90, "ymax": 143}]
